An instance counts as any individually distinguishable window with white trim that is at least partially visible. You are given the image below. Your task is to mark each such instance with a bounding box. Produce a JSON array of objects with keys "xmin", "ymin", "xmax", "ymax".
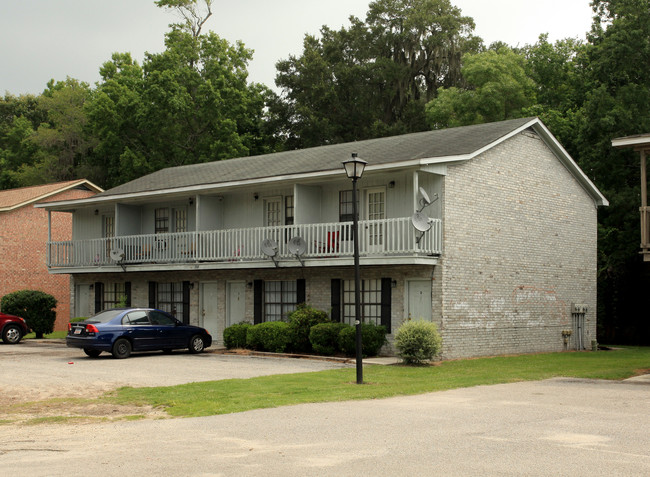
[
  {"xmin": 285, "ymin": 196, "xmax": 294, "ymax": 226},
  {"xmin": 342, "ymin": 279, "xmax": 382, "ymax": 326},
  {"xmin": 264, "ymin": 281, "xmax": 297, "ymax": 322},
  {"xmin": 103, "ymin": 282, "xmax": 126, "ymax": 309},
  {"xmin": 156, "ymin": 282, "xmax": 185, "ymax": 321},
  {"xmin": 155, "ymin": 208, "xmax": 169, "ymax": 234}
]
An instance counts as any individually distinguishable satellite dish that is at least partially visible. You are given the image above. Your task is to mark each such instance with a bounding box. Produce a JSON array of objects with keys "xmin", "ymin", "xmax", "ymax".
[
  {"xmin": 417, "ymin": 187, "xmax": 439, "ymax": 212},
  {"xmin": 261, "ymin": 238, "xmax": 279, "ymax": 267},
  {"xmin": 110, "ymin": 247, "xmax": 125, "ymax": 262},
  {"xmin": 109, "ymin": 247, "xmax": 126, "ymax": 271},
  {"xmin": 419, "ymin": 187, "xmax": 431, "ymax": 206},
  {"xmin": 261, "ymin": 238, "xmax": 278, "ymax": 257},
  {"xmin": 411, "ymin": 212, "xmax": 432, "ymax": 232},
  {"xmin": 288, "ymin": 236, "xmax": 307, "ymax": 256},
  {"xmin": 288, "ymin": 236, "xmax": 307, "ymax": 266},
  {"xmin": 411, "ymin": 212, "xmax": 433, "ymax": 244}
]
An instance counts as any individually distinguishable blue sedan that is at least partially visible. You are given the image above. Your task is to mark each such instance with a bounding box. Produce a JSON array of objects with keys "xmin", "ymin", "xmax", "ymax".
[{"xmin": 67, "ymin": 308, "xmax": 212, "ymax": 359}]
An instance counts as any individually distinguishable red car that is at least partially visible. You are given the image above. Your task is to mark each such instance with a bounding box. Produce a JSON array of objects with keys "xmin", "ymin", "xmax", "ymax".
[{"xmin": 0, "ymin": 311, "xmax": 30, "ymax": 344}]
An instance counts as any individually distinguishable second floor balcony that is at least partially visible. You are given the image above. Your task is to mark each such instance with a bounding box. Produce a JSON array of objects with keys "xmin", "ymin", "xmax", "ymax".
[{"xmin": 47, "ymin": 217, "xmax": 442, "ymax": 271}]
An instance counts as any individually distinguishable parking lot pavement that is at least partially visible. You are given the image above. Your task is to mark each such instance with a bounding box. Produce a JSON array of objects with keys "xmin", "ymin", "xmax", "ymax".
[
  {"xmin": 0, "ymin": 340, "xmax": 352, "ymax": 402},
  {"xmin": 2, "ymin": 341, "xmax": 649, "ymax": 476},
  {"xmin": 1, "ymin": 376, "xmax": 649, "ymax": 476}
]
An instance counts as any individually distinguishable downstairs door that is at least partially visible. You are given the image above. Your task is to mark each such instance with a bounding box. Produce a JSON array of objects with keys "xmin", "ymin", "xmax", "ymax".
[
  {"xmin": 406, "ymin": 280, "xmax": 432, "ymax": 321},
  {"xmin": 200, "ymin": 282, "xmax": 220, "ymax": 338}
]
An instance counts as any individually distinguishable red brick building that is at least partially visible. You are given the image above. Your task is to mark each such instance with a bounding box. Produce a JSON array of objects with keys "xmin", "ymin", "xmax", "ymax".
[{"xmin": 0, "ymin": 180, "xmax": 102, "ymax": 331}]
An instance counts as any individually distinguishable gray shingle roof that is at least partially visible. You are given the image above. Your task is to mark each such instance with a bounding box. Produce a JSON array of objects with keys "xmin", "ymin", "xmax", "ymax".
[{"xmin": 97, "ymin": 117, "xmax": 536, "ymax": 197}]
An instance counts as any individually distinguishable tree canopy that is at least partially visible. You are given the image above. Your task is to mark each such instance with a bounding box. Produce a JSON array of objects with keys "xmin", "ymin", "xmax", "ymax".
[
  {"xmin": 425, "ymin": 47, "xmax": 536, "ymax": 128},
  {"xmin": 273, "ymin": 0, "xmax": 481, "ymax": 148}
]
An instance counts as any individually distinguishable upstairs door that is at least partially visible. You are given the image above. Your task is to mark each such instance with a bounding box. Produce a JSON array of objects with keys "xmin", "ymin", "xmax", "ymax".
[
  {"xmin": 365, "ymin": 187, "xmax": 386, "ymax": 252},
  {"xmin": 265, "ymin": 197, "xmax": 282, "ymax": 243},
  {"xmin": 103, "ymin": 214, "xmax": 115, "ymax": 260}
]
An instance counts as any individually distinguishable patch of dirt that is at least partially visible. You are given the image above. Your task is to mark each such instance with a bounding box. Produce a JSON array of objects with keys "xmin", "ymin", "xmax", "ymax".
[
  {"xmin": 0, "ymin": 389, "xmax": 167, "ymax": 426},
  {"xmin": 632, "ymin": 368, "xmax": 650, "ymax": 377}
]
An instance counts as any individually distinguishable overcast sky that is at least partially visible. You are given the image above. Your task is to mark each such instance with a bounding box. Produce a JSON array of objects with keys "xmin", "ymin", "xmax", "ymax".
[{"xmin": 1, "ymin": 0, "xmax": 595, "ymax": 96}]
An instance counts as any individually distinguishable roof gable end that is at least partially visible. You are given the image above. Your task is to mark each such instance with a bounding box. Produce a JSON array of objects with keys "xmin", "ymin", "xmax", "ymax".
[{"xmin": 0, "ymin": 180, "xmax": 103, "ymax": 212}]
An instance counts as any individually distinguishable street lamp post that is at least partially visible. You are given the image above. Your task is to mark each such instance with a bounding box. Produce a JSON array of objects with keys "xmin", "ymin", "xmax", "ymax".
[{"xmin": 342, "ymin": 152, "xmax": 367, "ymax": 385}]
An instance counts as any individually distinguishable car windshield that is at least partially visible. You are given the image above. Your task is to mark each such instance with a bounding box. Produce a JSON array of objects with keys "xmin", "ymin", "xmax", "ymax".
[{"xmin": 87, "ymin": 309, "xmax": 125, "ymax": 323}]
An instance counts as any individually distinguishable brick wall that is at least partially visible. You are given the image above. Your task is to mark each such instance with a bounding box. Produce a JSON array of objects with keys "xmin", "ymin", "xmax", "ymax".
[
  {"xmin": 74, "ymin": 264, "xmax": 434, "ymax": 349},
  {"xmin": 440, "ymin": 131, "xmax": 599, "ymax": 358},
  {"xmin": 0, "ymin": 188, "xmax": 96, "ymax": 331}
]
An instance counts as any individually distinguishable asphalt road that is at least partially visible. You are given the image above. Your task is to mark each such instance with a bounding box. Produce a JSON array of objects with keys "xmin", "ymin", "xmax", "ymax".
[{"xmin": 1, "ymin": 342, "xmax": 649, "ymax": 476}]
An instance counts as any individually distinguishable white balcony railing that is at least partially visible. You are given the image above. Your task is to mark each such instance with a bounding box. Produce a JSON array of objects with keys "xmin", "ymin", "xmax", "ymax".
[{"xmin": 47, "ymin": 217, "xmax": 442, "ymax": 268}]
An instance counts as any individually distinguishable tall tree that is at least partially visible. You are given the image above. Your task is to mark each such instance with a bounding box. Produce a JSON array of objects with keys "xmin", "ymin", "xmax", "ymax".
[
  {"xmin": 86, "ymin": 0, "xmax": 272, "ymax": 188},
  {"xmin": 520, "ymin": 35, "xmax": 585, "ymax": 149},
  {"xmin": 425, "ymin": 47, "xmax": 536, "ymax": 128},
  {"xmin": 15, "ymin": 78, "xmax": 96, "ymax": 185},
  {"xmin": 0, "ymin": 93, "xmax": 44, "ymax": 189},
  {"xmin": 365, "ymin": 0, "xmax": 479, "ymax": 117},
  {"xmin": 275, "ymin": 0, "xmax": 481, "ymax": 148},
  {"xmin": 85, "ymin": 53, "xmax": 148, "ymax": 186},
  {"xmin": 572, "ymin": 0, "xmax": 650, "ymax": 344}
]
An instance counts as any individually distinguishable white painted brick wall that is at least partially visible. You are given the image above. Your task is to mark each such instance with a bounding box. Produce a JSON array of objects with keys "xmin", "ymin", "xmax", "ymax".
[{"xmin": 440, "ymin": 131, "xmax": 598, "ymax": 359}]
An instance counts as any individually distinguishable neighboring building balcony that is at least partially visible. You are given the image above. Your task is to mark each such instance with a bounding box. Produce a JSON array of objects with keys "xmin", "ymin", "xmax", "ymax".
[{"xmin": 47, "ymin": 217, "xmax": 442, "ymax": 271}]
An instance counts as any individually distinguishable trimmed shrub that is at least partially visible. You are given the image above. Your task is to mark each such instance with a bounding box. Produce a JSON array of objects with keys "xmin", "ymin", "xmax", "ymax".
[
  {"xmin": 246, "ymin": 321, "xmax": 291, "ymax": 353},
  {"xmin": 394, "ymin": 320, "xmax": 442, "ymax": 365},
  {"xmin": 223, "ymin": 322, "xmax": 252, "ymax": 349},
  {"xmin": 339, "ymin": 322, "xmax": 388, "ymax": 357},
  {"xmin": 309, "ymin": 322, "xmax": 349, "ymax": 355},
  {"xmin": 1, "ymin": 290, "xmax": 57, "ymax": 338},
  {"xmin": 286, "ymin": 304, "xmax": 331, "ymax": 353}
]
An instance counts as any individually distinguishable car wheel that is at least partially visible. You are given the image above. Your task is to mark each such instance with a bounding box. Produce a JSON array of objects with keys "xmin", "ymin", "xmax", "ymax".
[
  {"xmin": 83, "ymin": 348, "xmax": 102, "ymax": 358},
  {"xmin": 2, "ymin": 325, "xmax": 22, "ymax": 344},
  {"xmin": 112, "ymin": 338, "xmax": 132, "ymax": 359},
  {"xmin": 188, "ymin": 334, "xmax": 205, "ymax": 354}
]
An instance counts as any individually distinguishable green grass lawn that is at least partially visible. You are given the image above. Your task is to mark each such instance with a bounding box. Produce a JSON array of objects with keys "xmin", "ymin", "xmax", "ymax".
[{"xmin": 108, "ymin": 346, "xmax": 650, "ymax": 418}]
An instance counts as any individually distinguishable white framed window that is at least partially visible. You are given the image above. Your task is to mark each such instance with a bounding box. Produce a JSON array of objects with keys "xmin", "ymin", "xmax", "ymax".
[
  {"xmin": 285, "ymin": 195, "xmax": 294, "ymax": 225},
  {"xmin": 103, "ymin": 282, "xmax": 126, "ymax": 308},
  {"xmin": 155, "ymin": 207, "xmax": 187, "ymax": 233},
  {"xmin": 155, "ymin": 208, "xmax": 169, "ymax": 234},
  {"xmin": 264, "ymin": 280, "xmax": 297, "ymax": 322},
  {"xmin": 156, "ymin": 282, "xmax": 184, "ymax": 321},
  {"xmin": 342, "ymin": 279, "xmax": 382, "ymax": 326}
]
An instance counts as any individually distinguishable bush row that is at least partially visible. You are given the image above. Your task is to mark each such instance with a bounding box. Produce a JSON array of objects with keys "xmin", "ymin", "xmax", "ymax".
[{"xmin": 222, "ymin": 305, "xmax": 388, "ymax": 357}]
